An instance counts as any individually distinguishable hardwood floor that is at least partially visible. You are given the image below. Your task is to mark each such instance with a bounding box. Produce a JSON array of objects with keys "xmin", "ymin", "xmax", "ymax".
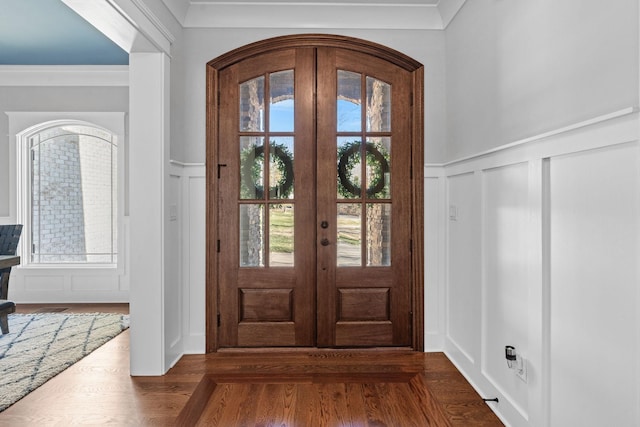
[{"xmin": 1, "ymin": 304, "xmax": 503, "ymax": 426}]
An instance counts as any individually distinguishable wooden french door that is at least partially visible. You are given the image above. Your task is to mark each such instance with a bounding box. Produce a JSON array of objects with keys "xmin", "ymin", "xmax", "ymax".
[{"xmin": 208, "ymin": 35, "xmax": 424, "ymax": 350}]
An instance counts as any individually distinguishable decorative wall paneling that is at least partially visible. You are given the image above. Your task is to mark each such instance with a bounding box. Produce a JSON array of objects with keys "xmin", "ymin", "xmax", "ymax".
[
  {"xmin": 0, "ymin": 217, "xmax": 130, "ymax": 303},
  {"xmin": 431, "ymin": 109, "xmax": 640, "ymax": 427},
  {"xmin": 169, "ymin": 161, "xmax": 206, "ymax": 355},
  {"xmin": 424, "ymin": 166, "xmax": 446, "ymax": 351}
]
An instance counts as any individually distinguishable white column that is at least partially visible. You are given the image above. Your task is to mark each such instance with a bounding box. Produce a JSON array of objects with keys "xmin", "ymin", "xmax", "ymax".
[{"xmin": 129, "ymin": 52, "xmax": 170, "ymax": 375}]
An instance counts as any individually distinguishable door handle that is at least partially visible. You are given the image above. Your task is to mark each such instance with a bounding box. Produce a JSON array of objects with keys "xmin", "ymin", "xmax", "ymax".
[
  {"xmin": 320, "ymin": 238, "xmax": 330, "ymax": 246},
  {"xmin": 320, "ymin": 221, "xmax": 329, "ymax": 229}
]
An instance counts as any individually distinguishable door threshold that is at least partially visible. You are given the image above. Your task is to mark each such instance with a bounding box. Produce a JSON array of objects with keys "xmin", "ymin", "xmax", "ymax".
[{"xmin": 217, "ymin": 346, "xmax": 416, "ymax": 353}]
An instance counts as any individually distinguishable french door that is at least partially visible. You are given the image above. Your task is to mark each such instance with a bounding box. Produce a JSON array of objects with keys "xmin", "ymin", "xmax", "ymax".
[{"xmin": 208, "ymin": 35, "xmax": 424, "ymax": 350}]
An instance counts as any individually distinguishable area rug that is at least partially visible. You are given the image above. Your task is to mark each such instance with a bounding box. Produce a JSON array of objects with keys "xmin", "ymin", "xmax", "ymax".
[{"xmin": 0, "ymin": 312, "xmax": 129, "ymax": 412}]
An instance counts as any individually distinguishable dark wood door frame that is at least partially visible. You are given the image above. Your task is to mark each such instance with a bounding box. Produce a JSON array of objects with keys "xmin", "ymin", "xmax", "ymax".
[{"xmin": 206, "ymin": 34, "xmax": 424, "ymax": 352}]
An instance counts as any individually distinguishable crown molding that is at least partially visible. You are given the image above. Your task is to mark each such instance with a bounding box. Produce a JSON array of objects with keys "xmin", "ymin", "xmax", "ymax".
[
  {"xmin": 160, "ymin": 0, "xmax": 467, "ymax": 29},
  {"xmin": 438, "ymin": 0, "xmax": 467, "ymax": 28},
  {"xmin": 0, "ymin": 65, "xmax": 129, "ymax": 87},
  {"xmin": 63, "ymin": 0, "xmax": 175, "ymax": 55},
  {"xmin": 185, "ymin": 2, "xmax": 443, "ymax": 29}
]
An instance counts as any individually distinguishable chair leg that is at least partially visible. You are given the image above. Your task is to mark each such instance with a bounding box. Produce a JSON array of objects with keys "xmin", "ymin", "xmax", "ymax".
[
  {"xmin": 0, "ymin": 270, "xmax": 9, "ymax": 301},
  {"xmin": 0, "ymin": 314, "xmax": 8, "ymax": 334}
]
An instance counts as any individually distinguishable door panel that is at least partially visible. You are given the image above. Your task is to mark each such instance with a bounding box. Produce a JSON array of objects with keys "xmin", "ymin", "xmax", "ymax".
[
  {"xmin": 316, "ymin": 48, "xmax": 412, "ymax": 347},
  {"xmin": 218, "ymin": 48, "xmax": 316, "ymax": 347},
  {"xmin": 216, "ymin": 44, "xmax": 414, "ymax": 348}
]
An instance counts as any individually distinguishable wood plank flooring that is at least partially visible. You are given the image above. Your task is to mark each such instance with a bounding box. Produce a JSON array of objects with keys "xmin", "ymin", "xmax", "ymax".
[{"xmin": 1, "ymin": 304, "xmax": 503, "ymax": 426}]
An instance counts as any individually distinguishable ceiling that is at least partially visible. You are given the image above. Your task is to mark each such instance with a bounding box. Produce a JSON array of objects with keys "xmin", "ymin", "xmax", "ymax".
[
  {"xmin": 0, "ymin": 0, "xmax": 462, "ymax": 66},
  {"xmin": 0, "ymin": 0, "xmax": 128, "ymax": 65}
]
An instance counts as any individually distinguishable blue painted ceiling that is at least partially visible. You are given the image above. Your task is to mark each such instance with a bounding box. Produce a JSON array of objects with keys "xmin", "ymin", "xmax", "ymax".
[{"xmin": 0, "ymin": 0, "xmax": 128, "ymax": 65}]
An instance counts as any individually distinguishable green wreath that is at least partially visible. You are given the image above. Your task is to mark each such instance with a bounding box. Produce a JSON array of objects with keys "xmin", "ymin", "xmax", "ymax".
[
  {"xmin": 337, "ymin": 141, "xmax": 390, "ymax": 198},
  {"xmin": 241, "ymin": 142, "xmax": 294, "ymax": 199}
]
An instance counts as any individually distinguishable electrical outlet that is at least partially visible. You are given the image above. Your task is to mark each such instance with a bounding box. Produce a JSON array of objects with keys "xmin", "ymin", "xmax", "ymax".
[
  {"xmin": 449, "ymin": 205, "xmax": 458, "ymax": 221},
  {"xmin": 169, "ymin": 204, "xmax": 178, "ymax": 221},
  {"xmin": 515, "ymin": 356, "xmax": 527, "ymax": 383}
]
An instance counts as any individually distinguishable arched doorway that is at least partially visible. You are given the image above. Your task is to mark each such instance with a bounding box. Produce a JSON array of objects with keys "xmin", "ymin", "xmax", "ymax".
[{"xmin": 206, "ymin": 34, "xmax": 424, "ymax": 351}]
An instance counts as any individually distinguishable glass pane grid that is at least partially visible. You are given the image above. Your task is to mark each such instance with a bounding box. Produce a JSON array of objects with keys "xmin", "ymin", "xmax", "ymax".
[
  {"xmin": 30, "ymin": 126, "xmax": 117, "ymax": 265},
  {"xmin": 335, "ymin": 71, "xmax": 393, "ymax": 268},
  {"xmin": 239, "ymin": 70, "xmax": 296, "ymax": 268}
]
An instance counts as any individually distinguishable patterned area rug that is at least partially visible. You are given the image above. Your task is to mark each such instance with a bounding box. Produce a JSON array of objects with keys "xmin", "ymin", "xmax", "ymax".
[{"xmin": 0, "ymin": 313, "xmax": 129, "ymax": 412}]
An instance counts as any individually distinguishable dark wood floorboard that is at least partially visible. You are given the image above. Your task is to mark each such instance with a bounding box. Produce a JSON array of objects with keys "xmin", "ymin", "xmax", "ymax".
[{"xmin": 1, "ymin": 304, "xmax": 503, "ymax": 426}]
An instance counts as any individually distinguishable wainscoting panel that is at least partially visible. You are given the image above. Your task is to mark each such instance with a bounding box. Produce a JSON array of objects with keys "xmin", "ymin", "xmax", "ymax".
[
  {"xmin": 169, "ymin": 162, "xmax": 207, "ymax": 354},
  {"xmin": 549, "ymin": 142, "xmax": 639, "ymax": 427},
  {"xmin": 165, "ymin": 173, "xmax": 183, "ymax": 367},
  {"xmin": 70, "ymin": 275, "xmax": 118, "ymax": 292},
  {"xmin": 481, "ymin": 162, "xmax": 530, "ymax": 418},
  {"xmin": 446, "ymin": 171, "xmax": 481, "ymax": 366},
  {"xmin": 424, "ymin": 173, "xmax": 446, "ymax": 350},
  {"xmin": 185, "ymin": 172, "xmax": 206, "ymax": 353},
  {"xmin": 5, "ymin": 219, "xmax": 130, "ymax": 303},
  {"xmin": 23, "ymin": 275, "xmax": 65, "ymax": 292},
  {"xmin": 441, "ymin": 109, "xmax": 640, "ymax": 427}
]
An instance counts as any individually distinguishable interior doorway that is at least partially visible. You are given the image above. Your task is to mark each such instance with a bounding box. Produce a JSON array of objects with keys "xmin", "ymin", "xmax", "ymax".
[{"xmin": 206, "ymin": 35, "xmax": 424, "ymax": 351}]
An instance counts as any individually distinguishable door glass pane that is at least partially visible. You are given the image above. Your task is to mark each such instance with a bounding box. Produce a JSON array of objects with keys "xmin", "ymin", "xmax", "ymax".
[
  {"xmin": 240, "ymin": 204, "xmax": 264, "ymax": 267},
  {"xmin": 269, "ymin": 204, "xmax": 294, "ymax": 267},
  {"xmin": 337, "ymin": 70, "xmax": 361, "ymax": 132},
  {"xmin": 240, "ymin": 137, "xmax": 265, "ymax": 199},
  {"xmin": 269, "ymin": 137, "xmax": 294, "ymax": 199},
  {"xmin": 337, "ymin": 203, "xmax": 361, "ymax": 266},
  {"xmin": 269, "ymin": 70, "xmax": 294, "ymax": 132},
  {"xmin": 240, "ymin": 76, "xmax": 265, "ymax": 131},
  {"xmin": 337, "ymin": 137, "xmax": 361, "ymax": 199},
  {"xmin": 367, "ymin": 203, "xmax": 391, "ymax": 266},
  {"xmin": 366, "ymin": 77, "xmax": 391, "ymax": 132},
  {"xmin": 365, "ymin": 137, "xmax": 391, "ymax": 199}
]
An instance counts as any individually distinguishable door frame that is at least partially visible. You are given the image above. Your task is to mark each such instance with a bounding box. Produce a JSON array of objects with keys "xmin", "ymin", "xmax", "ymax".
[{"xmin": 206, "ymin": 34, "xmax": 424, "ymax": 352}]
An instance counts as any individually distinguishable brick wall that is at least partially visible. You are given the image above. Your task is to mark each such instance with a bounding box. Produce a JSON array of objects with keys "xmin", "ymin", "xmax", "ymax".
[{"xmin": 32, "ymin": 129, "xmax": 116, "ymax": 263}]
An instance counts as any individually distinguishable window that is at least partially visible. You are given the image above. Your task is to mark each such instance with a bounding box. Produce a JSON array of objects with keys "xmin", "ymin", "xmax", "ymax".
[{"xmin": 20, "ymin": 121, "xmax": 118, "ymax": 265}]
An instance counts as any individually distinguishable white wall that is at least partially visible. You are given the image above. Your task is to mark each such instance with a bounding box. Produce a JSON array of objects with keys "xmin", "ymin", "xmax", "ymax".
[
  {"xmin": 175, "ymin": 28, "xmax": 447, "ymax": 164},
  {"xmin": 438, "ymin": 111, "xmax": 639, "ymax": 427},
  {"xmin": 550, "ymin": 143, "xmax": 639, "ymax": 426},
  {"xmin": 169, "ymin": 27, "xmax": 449, "ymax": 352},
  {"xmin": 445, "ymin": 0, "xmax": 639, "ymax": 161},
  {"xmin": 441, "ymin": 1, "xmax": 640, "ymax": 425},
  {"xmin": 0, "ymin": 78, "xmax": 130, "ymax": 303},
  {"xmin": 0, "ymin": 84, "xmax": 129, "ymax": 216}
]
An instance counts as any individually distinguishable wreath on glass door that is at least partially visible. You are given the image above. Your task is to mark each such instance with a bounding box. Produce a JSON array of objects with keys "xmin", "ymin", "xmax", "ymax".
[
  {"xmin": 337, "ymin": 141, "xmax": 390, "ymax": 198},
  {"xmin": 241, "ymin": 142, "xmax": 294, "ymax": 199}
]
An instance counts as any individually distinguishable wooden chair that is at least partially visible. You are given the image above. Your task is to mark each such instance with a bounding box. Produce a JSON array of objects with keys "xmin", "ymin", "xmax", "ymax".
[
  {"xmin": 0, "ymin": 300, "xmax": 16, "ymax": 334},
  {"xmin": 0, "ymin": 225, "xmax": 22, "ymax": 334}
]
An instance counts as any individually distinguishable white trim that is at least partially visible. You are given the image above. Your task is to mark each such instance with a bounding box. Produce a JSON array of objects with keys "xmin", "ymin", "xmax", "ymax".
[
  {"xmin": 540, "ymin": 158, "xmax": 552, "ymax": 427},
  {"xmin": 184, "ymin": 3, "xmax": 444, "ymax": 29},
  {"xmin": 130, "ymin": 0, "xmax": 176, "ymax": 44},
  {"xmin": 445, "ymin": 107, "xmax": 638, "ymax": 167},
  {"xmin": 439, "ymin": 111, "xmax": 640, "ymax": 427},
  {"xmin": 444, "ymin": 350, "xmax": 511, "ymax": 426},
  {"xmin": 166, "ymin": 0, "xmax": 467, "ymax": 29},
  {"xmin": 444, "ymin": 108, "xmax": 639, "ymax": 176},
  {"xmin": 5, "ymin": 112, "xmax": 128, "ymax": 302},
  {"xmin": 0, "ymin": 66, "xmax": 129, "ymax": 87},
  {"xmin": 169, "ymin": 160, "xmax": 206, "ymax": 169},
  {"xmin": 168, "ymin": 161, "xmax": 207, "ymax": 353},
  {"xmin": 437, "ymin": 0, "xmax": 467, "ymax": 28},
  {"xmin": 62, "ymin": 0, "xmax": 174, "ymax": 55},
  {"xmin": 11, "ymin": 116, "xmax": 126, "ymax": 270}
]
